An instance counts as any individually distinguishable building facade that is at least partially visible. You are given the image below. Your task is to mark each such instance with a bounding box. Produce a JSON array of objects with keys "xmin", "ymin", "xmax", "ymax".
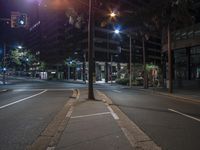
[
  {"xmin": 162, "ymin": 23, "xmax": 200, "ymax": 88},
  {"xmin": 162, "ymin": 0, "xmax": 200, "ymax": 88},
  {"xmin": 26, "ymin": 1, "xmax": 162, "ymax": 81}
]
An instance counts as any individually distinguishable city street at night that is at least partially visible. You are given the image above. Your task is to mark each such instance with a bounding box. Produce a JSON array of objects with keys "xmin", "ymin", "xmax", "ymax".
[
  {"xmin": 1, "ymin": 0, "xmax": 200, "ymax": 149},
  {"xmin": 98, "ymin": 84, "xmax": 200, "ymax": 150},
  {"xmin": 0, "ymin": 79, "xmax": 199, "ymax": 149},
  {"xmin": 0, "ymin": 80, "xmax": 74, "ymax": 150}
]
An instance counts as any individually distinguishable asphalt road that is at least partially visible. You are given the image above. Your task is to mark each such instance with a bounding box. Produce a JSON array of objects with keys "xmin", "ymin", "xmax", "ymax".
[
  {"xmin": 98, "ymin": 84, "xmax": 200, "ymax": 150},
  {"xmin": 0, "ymin": 80, "xmax": 76, "ymax": 150},
  {"xmin": 1, "ymin": 79, "xmax": 200, "ymax": 150}
]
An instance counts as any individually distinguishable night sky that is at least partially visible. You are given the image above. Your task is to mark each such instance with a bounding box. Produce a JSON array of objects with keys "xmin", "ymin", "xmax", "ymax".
[{"xmin": 0, "ymin": 0, "xmax": 33, "ymax": 56}]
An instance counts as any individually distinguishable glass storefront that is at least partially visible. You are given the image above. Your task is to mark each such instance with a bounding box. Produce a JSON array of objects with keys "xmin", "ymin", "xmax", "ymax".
[
  {"xmin": 174, "ymin": 48, "xmax": 188, "ymax": 80},
  {"xmin": 190, "ymin": 46, "xmax": 200, "ymax": 80},
  {"xmin": 173, "ymin": 46, "xmax": 200, "ymax": 80}
]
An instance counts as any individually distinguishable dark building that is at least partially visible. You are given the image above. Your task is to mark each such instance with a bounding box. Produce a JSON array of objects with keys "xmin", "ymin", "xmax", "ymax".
[
  {"xmin": 25, "ymin": 0, "xmax": 162, "ymax": 81},
  {"xmin": 162, "ymin": 0, "xmax": 200, "ymax": 88},
  {"xmin": 26, "ymin": 3, "xmax": 67, "ymax": 65}
]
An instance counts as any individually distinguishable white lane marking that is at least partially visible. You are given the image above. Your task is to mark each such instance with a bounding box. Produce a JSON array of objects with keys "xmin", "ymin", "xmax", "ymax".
[
  {"xmin": 71, "ymin": 112, "xmax": 111, "ymax": 119},
  {"xmin": 112, "ymin": 90, "xmax": 121, "ymax": 93},
  {"xmin": 107, "ymin": 106, "xmax": 119, "ymax": 120},
  {"xmin": 168, "ymin": 108, "xmax": 200, "ymax": 122},
  {"xmin": 0, "ymin": 90, "xmax": 47, "ymax": 109},
  {"xmin": 14, "ymin": 89, "xmax": 73, "ymax": 92},
  {"xmin": 1, "ymin": 89, "xmax": 8, "ymax": 92},
  {"xmin": 66, "ymin": 106, "xmax": 74, "ymax": 118}
]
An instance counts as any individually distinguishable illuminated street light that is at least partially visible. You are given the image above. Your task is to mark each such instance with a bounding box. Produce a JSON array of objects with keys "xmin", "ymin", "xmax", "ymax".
[
  {"xmin": 110, "ymin": 11, "xmax": 117, "ymax": 18},
  {"xmin": 18, "ymin": 45, "xmax": 22, "ymax": 49},
  {"xmin": 114, "ymin": 29, "xmax": 120, "ymax": 34}
]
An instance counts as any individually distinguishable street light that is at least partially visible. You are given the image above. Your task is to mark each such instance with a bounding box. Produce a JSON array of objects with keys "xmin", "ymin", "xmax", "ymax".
[
  {"xmin": 110, "ymin": 11, "xmax": 117, "ymax": 18},
  {"xmin": 2, "ymin": 43, "xmax": 6, "ymax": 85},
  {"xmin": 18, "ymin": 45, "xmax": 22, "ymax": 49},
  {"xmin": 114, "ymin": 29, "xmax": 120, "ymax": 34},
  {"xmin": 104, "ymin": 11, "xmax": 118, "ymax": 83},
  {"xmin": 114, "ymin": 29, "xmax": 132, "ymax": 87}
]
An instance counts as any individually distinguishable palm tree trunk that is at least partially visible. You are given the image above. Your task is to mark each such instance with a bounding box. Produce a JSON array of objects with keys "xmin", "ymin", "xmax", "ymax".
[
  {"xmin": 168, "ymin": 24, "xmax": 173, "ymax": 93},
  {"xmin": 142, "ymin": 37, "xmax": 147, "ymax": 89},
  {"xmin": 88, "ymin": 0, "xmax": 95, "ymax": 99}
]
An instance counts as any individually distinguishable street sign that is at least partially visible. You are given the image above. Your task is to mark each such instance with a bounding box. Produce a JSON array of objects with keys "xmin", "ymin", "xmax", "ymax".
[{"xmin": 11, "ymin": 11, "xmax": 20, "ymax": 28}]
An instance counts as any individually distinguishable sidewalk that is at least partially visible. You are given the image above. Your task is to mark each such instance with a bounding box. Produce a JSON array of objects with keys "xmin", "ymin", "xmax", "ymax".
[
  {"xmin": 55, "ymin": 90, "xmax": 133, "ymax": 150},
  {"xmin": 51, "ymin": 89, "xmax": 161, "ymax": 150}
]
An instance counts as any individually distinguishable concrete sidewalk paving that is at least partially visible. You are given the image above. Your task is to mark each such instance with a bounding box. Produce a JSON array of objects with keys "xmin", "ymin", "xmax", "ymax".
[
  {"xmin": 55, "ymin": 90, "xmax": 133, "ymax": 150},
  {"xmin": 52, "ymin": 89, "xmax": 161, "ymax": 150}
]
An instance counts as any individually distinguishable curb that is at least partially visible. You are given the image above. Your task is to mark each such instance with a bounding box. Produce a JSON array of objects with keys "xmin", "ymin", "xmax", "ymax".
[
  {"xmin": 96, "ymin": 90, "xmax": 162, "ymax": 150},
  {"xmin": 140, "ymin": 89, "xmax": 200, "ymax": 104},
  {"xmin": 26, "ymin": 89, "xmax": 79, "ymax": 150}
]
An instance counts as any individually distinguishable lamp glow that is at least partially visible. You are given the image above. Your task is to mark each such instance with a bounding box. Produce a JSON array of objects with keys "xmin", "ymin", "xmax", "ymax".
[{"xmin": 114, "ymin": 29, "xmax": 120, "ymax": 34}]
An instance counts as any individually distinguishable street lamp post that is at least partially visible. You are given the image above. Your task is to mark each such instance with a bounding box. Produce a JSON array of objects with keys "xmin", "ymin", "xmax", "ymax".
[
  {"xmin": 110, "ymin": 54, "xmax": 113, "ymax": 85},
  {"xmin": 129, "ymin": 35, "xmax": 132, "ymax": 87},
  {"xmin": 3, "ymin": 43, "xmax": 6, "ymax": 85},
  {"xmin": 114, "ymin": 29, "xmax": 132, "ymax": 87},
  {"xmin": 26, "ymin": 58, "xmax": 29, "ymax": 76},
  {"xmin": 142, "ymin": 37, "xmax": 148, "ymax": 89},
  {"xmin": 105, "ymin": 28, "xmax": 109, "ymax": 83},
  {"xmin": 105, "ymin": 11, "xmax": 117, "ymax": 83}
]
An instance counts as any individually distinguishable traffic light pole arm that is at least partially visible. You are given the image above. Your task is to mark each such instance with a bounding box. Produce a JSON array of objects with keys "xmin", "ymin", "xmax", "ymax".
[{"xmin": 0, "ymin": 18, "xmax": 11, "ymax": 21}]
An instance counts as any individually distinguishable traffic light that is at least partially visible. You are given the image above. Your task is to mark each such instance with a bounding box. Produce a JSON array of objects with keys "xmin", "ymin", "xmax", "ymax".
[
  {"xmin": 11, "ymin": 12, "xmax": 28, "ymax": 28},
  {"xmin": 17, "ymin": 13, "xmax": 27, "ymax": 27}
]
